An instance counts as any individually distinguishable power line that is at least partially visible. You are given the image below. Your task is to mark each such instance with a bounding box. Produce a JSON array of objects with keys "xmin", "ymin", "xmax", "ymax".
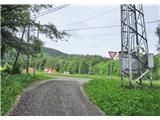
[
  {"xmin": 145, "ymin": 20, "xmax": 160, "ymax": 23},
  {"xmin": 36, "ymin": 5, "xmax": 69, "ymax": 17},
  {"xmin": 35, "ymin": 4, "xmax": 69, "ymax": 16},
  {"xmin": 62, "ymin": 7, "xmax": 119, "ymax": 27},
  {"xmin": 35, "ymin": 4, "xmax": 69, "ymax": 18},
  {"xmin": 64, "ymin": 24, "xmax": 120, "ymax": 31},
  {"xmin": 64, "ymin": 20, "xmax": 160, "ymax": 31},
  {"xmin": 35, "ymin": 4, "xmax": 56, "ymax": 15},
  {"xmin": 26, "ymin": 19, "xmax": 159, "ymax": 32}
]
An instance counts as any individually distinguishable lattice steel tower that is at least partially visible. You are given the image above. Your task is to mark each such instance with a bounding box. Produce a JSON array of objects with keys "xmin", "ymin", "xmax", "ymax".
[{"xmin": 120, "ymin": 4, "xmax": 154, "ymax": 86}]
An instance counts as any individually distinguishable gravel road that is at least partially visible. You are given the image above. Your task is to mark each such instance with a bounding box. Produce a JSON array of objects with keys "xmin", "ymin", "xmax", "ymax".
[{"xmin": 9, "ymin": 76, "xmax": 105, "ymax": 116}]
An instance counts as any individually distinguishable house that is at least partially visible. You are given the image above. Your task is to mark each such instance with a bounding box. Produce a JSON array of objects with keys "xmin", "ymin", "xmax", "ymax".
[
  {"xmin": 27, "ymin": 67, "xmax": 35, "ymax": 73},
  {"xmin": 44, "ymin": 68, "xmax": 56, "ymax": 73}
]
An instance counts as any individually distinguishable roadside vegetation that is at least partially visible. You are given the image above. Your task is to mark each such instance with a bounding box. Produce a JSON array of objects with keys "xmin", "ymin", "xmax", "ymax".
[
  {"xmin": 1, "ymin": 72, "xmax": 54, "ymax": 115},
  {"xmin": 84, "ymin": 76, "xmax": 160, "ymax": 116},
  {"xmin": 1, "ymin": 5, "xmax": 68, "ymax": 115}
]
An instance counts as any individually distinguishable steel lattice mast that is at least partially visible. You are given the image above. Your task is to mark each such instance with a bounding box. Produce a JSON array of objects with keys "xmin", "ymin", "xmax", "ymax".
[{"xmin": 120, "ymin": 4, "xmax": 154, "ymax": 86}]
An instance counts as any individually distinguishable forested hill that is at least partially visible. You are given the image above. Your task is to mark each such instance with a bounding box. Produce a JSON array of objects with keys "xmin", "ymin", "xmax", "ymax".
[
  {"xmin": 31, "ymin": 47, "xmax": 160, "ymax": 80},
  {"xmin": 42, "ymin": 47, "xmax": 66, "ymax": 57},
  {"xmin": 42, "ymin": 46, "xmax": 107, "ymax": 59},
  {"xmin": 30, "ymin": 47, "xmax": 119, "ymax": 75}
]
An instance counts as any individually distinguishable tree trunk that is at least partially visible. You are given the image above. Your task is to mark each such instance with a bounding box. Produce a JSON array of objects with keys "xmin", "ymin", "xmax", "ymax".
[
  {"xmin": 12, "ymin": 26, "xmax": 26, "ymax": 70},
  {"xmin": 1, "ymin": 44, "xmax": 5, "ymax": 60}
]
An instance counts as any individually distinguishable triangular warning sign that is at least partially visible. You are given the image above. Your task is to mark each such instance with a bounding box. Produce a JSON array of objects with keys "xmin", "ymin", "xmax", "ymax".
[{"xmin": 108, "ymin": 51, "xmax": 117, "ymax": 59}]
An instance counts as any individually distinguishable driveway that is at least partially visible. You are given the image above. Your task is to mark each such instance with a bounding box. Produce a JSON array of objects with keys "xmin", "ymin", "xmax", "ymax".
[{"xmin": 9, "ymin": 76, "xmax": 105, "ymax": 116}]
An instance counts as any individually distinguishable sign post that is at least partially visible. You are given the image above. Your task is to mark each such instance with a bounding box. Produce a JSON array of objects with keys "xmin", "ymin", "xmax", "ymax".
[{"xmin": 108, "ymin": 51, "xmax": 117, "ymax": 77}]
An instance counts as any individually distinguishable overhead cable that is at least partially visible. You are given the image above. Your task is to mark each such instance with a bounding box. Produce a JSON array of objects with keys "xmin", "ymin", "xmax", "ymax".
[
  {"xmin": 62, "ymin": 7, "xmax": 119, "ymax": 27},
  {"xmin": 35, "ymin": 4, "xmax": 70, "ymax": 18},
  {"xmin": 64, "ymin": 20, "xmax": 160, "ymax": 31}
]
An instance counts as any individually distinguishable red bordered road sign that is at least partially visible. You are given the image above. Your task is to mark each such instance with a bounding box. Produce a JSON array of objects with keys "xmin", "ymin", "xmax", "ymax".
[{"xmin": 108, "ymin": 51, "xmax": 117, "ymax": 59}]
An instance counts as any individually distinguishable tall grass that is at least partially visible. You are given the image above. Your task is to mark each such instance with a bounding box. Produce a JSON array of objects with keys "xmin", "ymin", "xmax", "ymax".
[
  {"xmin": 1, "ymin": 73, "xmax": 53, "ymax": 115},
  {"xmin": 84, "ymin": 76, "xmax": 160, "ymax": 115}
]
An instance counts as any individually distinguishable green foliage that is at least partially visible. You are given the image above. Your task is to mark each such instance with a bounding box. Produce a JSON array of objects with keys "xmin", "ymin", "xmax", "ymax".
[
  {"xmin": 1, "ymin": 73, "xmax": 53, "ymax": 115},
  {"xmin": 153, "ymin": 55, "xmax": 160, "ymax": 80},
  {"xmin": 156, "ymin": 25, "xmax": 160, "ymax": 53},
  {"xmin": 1, "ymin": 5, "xmax": 69, "ymax": 74},
  {"xmin": 11, "ymin": 64, "xmax": 21, "ymax": 74},
  {"xmin": 30, "ymin": 47, "xmax": 117, "ymax": 75},
  {"xmin": 1, "ymin": 74, "xmax": 32, "ymax": 115},
  {"xmin": 84, "ymin": 76, "xmax": 160, "ymax": 115},
  {"xmin": 42, "ymin": 47, "xmax": 65, "ymax": 57}
]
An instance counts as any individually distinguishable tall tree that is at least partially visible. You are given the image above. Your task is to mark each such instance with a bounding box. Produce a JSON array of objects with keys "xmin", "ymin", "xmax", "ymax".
[
  {"xmin": 156, "ymin": 25, "xmax": 160, "ymax": 54},
  {"xmin": 1, "ymin": 5, "xmax": 69, "ymax": 73}
]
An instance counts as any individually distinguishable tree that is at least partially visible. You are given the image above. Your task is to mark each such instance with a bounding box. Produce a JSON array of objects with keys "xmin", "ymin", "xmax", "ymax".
[
  {"xmin": 153, "ymin": 55, "xmax": 160, "ymax": 80},
  {"xmin": 1, "ymin": 5, "xmax": 69, "ymax": 73},
  {"xmin": 156, "ymin": 25, "xmax": 160, "ymax": 54},
  {"xmin": 78, "ymin": 60, "xmax": 89, "ymax": 74}
]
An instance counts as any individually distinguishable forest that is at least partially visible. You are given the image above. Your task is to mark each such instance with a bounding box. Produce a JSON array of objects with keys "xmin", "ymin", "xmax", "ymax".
[{"xmin": 2, "ymin": 46, "xmax": 160, "ymax": 80}]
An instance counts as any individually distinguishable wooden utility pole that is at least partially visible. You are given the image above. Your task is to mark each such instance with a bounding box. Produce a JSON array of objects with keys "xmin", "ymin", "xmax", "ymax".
[{"xmin": 26, "ymin": 21, "xmax": 30, "ymax": 73}]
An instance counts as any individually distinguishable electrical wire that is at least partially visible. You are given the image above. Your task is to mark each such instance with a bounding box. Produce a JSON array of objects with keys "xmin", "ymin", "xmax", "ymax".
[
  {"xmin": 64, "ymin": 20, "xmax": 160, "ymax": 32},
  {"xmin": 62, "ymin": 7, "xmax": 120, "ymax": 27},
  {"xmin": 64, "ymin": 24, "xmax": 120, "ymax": 31},
  {"xmin": 145, "ymin": 20, "xmax": 160, "ymax": 24},
  {"xmin": 35, "ymin": 4, "xmax": 70, "ymax": 18},
  {"xmin": 25, "ymin": 19, "xmax": 159, "ymax": 32},
  {"xmin": 35, "ymin": 4, "xmax": 69, "ymax": 16}
]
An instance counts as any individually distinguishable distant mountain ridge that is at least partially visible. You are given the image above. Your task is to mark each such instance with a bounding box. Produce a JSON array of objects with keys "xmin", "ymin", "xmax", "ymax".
[
  {"xmin": 42, "ymin": 47, "xmax": 106, "ymax": 59},
  {"xmin": 42, "ymin": 47, "xmax": 66, "ymax": 57}
]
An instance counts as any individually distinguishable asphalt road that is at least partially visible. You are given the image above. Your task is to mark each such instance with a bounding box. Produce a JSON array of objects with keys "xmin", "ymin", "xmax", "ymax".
[{"xmin": 9, "ymin": 76, "xmax": 105, "ymax": 116}]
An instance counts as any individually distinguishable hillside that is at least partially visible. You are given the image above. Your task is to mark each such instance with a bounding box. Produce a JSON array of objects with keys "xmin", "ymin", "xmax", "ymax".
[
  {"xmin": 31, "ymin": 47, "xmax": 113, "ymax": 75},
  {"xmin": 42, "ymin": 47, "xmax": 107, "ymax": 59},
  {"xmin": 42, "ymin": 47, "xmax": 66, "ymax": 57}
]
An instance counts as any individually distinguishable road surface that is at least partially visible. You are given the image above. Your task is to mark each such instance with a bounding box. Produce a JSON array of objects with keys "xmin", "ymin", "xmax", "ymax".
[{"xmin": 9, "ymin": 76, "xmax": 105, "ymax": 116}]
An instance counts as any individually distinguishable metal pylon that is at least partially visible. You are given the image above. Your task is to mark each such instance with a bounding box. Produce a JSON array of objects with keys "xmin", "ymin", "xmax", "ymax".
[{"xmin": 120, "ymin": 4, "xmax": 152, "ymax": 87}]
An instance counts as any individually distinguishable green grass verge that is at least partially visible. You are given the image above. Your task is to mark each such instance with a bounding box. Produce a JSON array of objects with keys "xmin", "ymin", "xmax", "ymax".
[
  {"xmin": 48, "ymin": 72, "xmax": 107, "ymax": 79},
  {"xmin": 84, "ymin": 76, "xmax": 160, "ymax": 116},
  {"xmin": 1, "ymin": 72, "xmax": 54, "ymax": 115},
  {"xmin": 47, "ymin": 72, "xmax": 91, "ymax": 78}
]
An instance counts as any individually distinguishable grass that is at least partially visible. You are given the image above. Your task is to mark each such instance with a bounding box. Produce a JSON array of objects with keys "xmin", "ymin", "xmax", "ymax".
[
  {"xmin": 84, "ymin": 76, "xmax": 160, "ymax": 115},
  {"xmin": 38, "ymin": 72, "xmax": 91, "ymax": 78},
  {"xmin": 49, "ymin": 72, "xmax": 108, "ymax": 79},
  {"xmin": 1, "ymin": 72, "xmax": 54, "ymax": 115}
]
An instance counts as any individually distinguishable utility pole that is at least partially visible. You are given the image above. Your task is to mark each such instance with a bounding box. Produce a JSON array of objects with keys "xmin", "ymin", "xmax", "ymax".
[
  {"xmin": 120, "ymin": 4, "xmax": 154, "ymax": 87},
  {"xmin": 26, "ymin": 20, "xmax": 30, "ymax": 73}
]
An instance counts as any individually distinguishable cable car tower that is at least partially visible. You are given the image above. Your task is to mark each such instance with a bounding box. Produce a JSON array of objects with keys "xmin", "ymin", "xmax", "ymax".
[{"xmin": 120, "ymin": 4, "xmax": 154, "ymax": 87}]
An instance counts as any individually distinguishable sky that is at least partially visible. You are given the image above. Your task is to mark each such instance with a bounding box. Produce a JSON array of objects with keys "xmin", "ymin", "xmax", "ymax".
[{"xmin": 36, "ymin": 5, "xmax": 160, "ymax": 57}]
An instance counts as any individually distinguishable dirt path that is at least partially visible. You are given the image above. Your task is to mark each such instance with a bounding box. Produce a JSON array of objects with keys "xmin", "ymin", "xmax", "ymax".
[{"xmin": 9, "ymin": 76, "xmax": 105, "ymax": 116}]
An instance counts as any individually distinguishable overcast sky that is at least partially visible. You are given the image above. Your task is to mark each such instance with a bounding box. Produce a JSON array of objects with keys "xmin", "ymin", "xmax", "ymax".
[{"xmin": 36, "ymin": 5, "xmax": 160, "ymax": 57}]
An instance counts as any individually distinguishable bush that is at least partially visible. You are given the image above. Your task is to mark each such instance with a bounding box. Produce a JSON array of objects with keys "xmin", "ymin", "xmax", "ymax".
[
  {"xmin": 11, "ymin": 64, "xmax": 21, "ymax": 74},
  {"xmin": 153, "ymin": 55, "xmax": 160, "ymax": 80}
]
